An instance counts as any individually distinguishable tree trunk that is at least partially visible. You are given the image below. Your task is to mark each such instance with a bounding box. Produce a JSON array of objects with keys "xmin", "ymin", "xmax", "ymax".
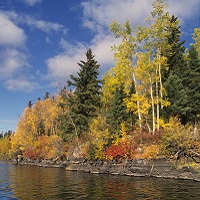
[
  {"xmin": 149, "ymin": 74, "xmax": 155, "ymax": 133},
  {"xmin": 133, "ymin": 72, "xmax": 142, "ymax": 143}
]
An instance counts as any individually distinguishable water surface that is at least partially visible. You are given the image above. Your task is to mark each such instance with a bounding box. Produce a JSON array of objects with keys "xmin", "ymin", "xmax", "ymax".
[{"xmin": 0, "ymin": 161, "xmax": 199, "ymax": 199}]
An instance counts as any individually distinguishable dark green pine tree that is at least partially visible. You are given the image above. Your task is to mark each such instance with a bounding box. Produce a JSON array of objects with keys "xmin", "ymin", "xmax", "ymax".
[
  {"xmin": 186, "ymin": 45, "xmax": 200, "ymax": 124},
  {"xmin": 67, "ymin": 48, "xmax": 101, "ymax": 136},
  {"xmin": 163, "ymin": 15, "xmax": 187, "ymax": 80},
  {"xmin": 107, "ymin": 84, "xmax": 128, "ymax": 136},
  {"xmin": 163, "ymin": 15, "xmax": 189, "ymax": 123},
  {"xmin": 164, "ymin": 75, "xmax": 190, "ymax": 123}
]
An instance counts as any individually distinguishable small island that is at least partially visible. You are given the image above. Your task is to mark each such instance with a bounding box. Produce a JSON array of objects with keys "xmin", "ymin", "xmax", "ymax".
[{"xmin": 1, "ymin": 0, "xmax": 200, "ymax": 183}]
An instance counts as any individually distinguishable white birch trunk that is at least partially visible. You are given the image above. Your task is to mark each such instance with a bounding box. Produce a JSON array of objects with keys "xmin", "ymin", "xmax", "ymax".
[
  {"xmin": 132, "ymin": 72, "xmax": 142, "ymax": 142},
  {"xmin": 155, "ymin": 68, "xmax": 159, "ymax": 132},
  {"xmin": 149, "ymin": 74, "xmax": 155, "ymax": 133}
]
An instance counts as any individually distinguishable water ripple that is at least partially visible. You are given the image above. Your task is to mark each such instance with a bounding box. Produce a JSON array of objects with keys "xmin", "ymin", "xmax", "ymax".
[{"xmin": 0, "ymin": 161, "xmax": 200, "ymax": 200}]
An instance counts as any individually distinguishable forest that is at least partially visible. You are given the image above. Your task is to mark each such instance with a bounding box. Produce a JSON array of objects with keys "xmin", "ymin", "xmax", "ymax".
[{"xmin": 0, "ymin": 0, "xmax": 200, "ymax": 167}]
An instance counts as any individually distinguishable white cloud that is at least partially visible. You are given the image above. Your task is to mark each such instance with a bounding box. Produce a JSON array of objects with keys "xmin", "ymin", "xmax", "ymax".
[
  {"xmin": 0, "ymin": 48, "xmax": 36, "ymax": 91},
  {"xmin": 46, "ymin": 34, "xmax": 118, "ymax": 82},
  {"xmin": 0, "ymin": 13, "xmax": 26, "ymax": 47},
  {"xmin": 46, "ymin": 40, "xmax": 87, "ymax": 81},
  {"xmin": 2, "ymin": 11, "xmax": 67, "ymax": 35},
  {"xmin": 81, "ymin": 0, "xmax": 199, "ymax": 32},
  {"xmin": 0, "ymin": 12, "xmax": 36, "ymax": 92},
  {"xmin": 24, "ymin": 16, "xmax": 67, "ymax": 34},
  {"xmin": 5, "ymin": 77, "xmax": 37, "ymax": 92},
  {"xmin": 46, "ymin": 33, "xmax": 118, "ymax": 80},
  {"xmin": 46, "ymin": 36, "xmax": 51, "ymax": 44},
  {"xmin": 20, "ymin": 0, "xmax": 42, "ymax": 7},
  {"xmin": 167, "ymin": 0, "xmax": 200, "ymax": 36},
  {"xmin": 81, "ymin": 0, "xmax": 152, "ymax": 32},
  {"xmin": 0, "ymin": 10, "xmax": 68, "ymax": 91},
  {"xmin": 0, "ymin": 48, "xmax": 29, "ymax": 78},
  {"xmin": 91, "ymin": 34, "xmax": 118, "ymax": 68},
  {"xmin": 46, "ymin": 0, "xmax": 200, "ymax": 83},
  {"xmin": 167, "ymin": 0, "xmax": 200, "ymax": 22},
  {"xmin": 81, "ymin": 0, "xmax": 200, "ymax": 64}
]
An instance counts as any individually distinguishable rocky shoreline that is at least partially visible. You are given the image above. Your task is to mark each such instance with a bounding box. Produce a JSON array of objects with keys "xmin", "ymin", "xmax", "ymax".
[{"xmin": 10, "ymin": 157, "xmax": 200, "ymax": 182}]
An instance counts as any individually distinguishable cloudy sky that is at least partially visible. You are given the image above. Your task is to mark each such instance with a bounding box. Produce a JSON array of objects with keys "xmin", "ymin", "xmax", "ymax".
[{"xmin": 0, "ymin": 0, "xmax": 199, "ymax": 132}]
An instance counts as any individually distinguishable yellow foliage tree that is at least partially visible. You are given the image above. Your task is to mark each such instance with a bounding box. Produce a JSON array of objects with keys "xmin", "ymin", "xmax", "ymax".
[
  {"xmin": 102, "ymin": 20, "xmax": 135, "ymax": 109},
  {"xmin": 87, "ymin": 114, "xmax": 110, "ymax": 159},
  {"xmin": 10, "ymin": 95, "xmax": 61, "ymax": 155},
  {"xmin": 0, "ymin": 136, "xmax": 11, "ymax": 158},
  {"xmin": 34, "ymin": 135, "xmax": 63, "ymax": 159},
  {"xmin": 105, "ymin": 1, "xmax": 172, "ymax": 148},
  {"xmin": 10, "ymin": 107, "xmax": 36, "ymax": 152}
]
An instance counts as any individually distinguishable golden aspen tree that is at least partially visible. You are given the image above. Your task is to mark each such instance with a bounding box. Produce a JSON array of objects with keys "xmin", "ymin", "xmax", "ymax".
[
  {"xmin": 10, "ymin": 95, "xmax": 61, "ymax": 154},
  {"xmin": 0, "ymin": 136, "xmax": 11, "ymax": 158},
  {"xmin": 102, "ymin": 20, "xmax": 135, "ymax": 108},
  {"xmin": 136, "ymin": 0, "xmax": 170, "ymax": 132},
  {"xmin": 108, "ymin": 0, "xmax": 171, "ymax": 139},
  {"xmin": 108, "ymin": 20, "xmax": 144, "ymax": 133},
  {"xmin": 40, "ymin": 97, "xmax": 60, "ymax": 136},
  {"xmin": 10, "ymin": 107, "xmax": 36, "ymax": 152}
]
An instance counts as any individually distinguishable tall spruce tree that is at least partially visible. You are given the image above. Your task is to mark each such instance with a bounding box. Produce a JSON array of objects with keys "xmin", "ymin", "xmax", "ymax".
[
  {"xmin": 163, "ymin": 15, "xmax": 189, "ymax": 123},
  {"xmin": 164, "ymin": 74, "xmax": 190, "ymax": 123},
  {"xmin": 164, "ymin": 15, "xmax": 187, "ymax": 79},
  {"xmin": 186, "ymin": 45, "xmax": 200, "ymax": 124},
  {"xmin": 67, "ymin": 48, "xmax": 101, "ymax": 136}
]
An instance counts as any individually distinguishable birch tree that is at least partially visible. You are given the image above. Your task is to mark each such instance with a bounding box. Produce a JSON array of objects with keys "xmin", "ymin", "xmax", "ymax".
[{"xmin": 136, "ymin": 0, "xmax": 170, "ymax": 132}]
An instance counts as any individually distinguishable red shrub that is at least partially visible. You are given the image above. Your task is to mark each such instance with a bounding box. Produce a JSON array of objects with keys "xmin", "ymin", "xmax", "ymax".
[
  {"xmin": 104, "ymin": 141, "xmax": 137, "ymax": 160},
  {"xmin": 23, "ymin": 148, "xmax": 38, "ymax": 160}
]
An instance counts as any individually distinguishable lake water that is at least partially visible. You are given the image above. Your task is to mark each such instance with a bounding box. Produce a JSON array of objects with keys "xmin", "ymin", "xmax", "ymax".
[{"xmin": 0, "ymin": 161, "xmax": 200, "ymax": 200}]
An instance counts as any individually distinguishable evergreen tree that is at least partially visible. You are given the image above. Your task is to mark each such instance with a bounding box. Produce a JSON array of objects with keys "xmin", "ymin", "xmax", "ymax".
[
  {"xmin": 44, "ymin": 92, "xmax": 50, "ymax": 100},
  {"xmin": 164, "ymin": 15, "xmax": 187, "ymax": 80},
  {"xmin": 163, "ymin": 15, "xmax": 189, "ymax": 123},
  {"xmin": 107, "ymin": 84, "xmax": 128, "ymax": 135},
  {"xmin": 164, "ymin": 74, "xmax": 190, "ymax": 123},
  {"xmin": 67, "ymin": 48, "xmax": 101, "ymax": 136},
  {"xmin": 28, "ymin": 100, "xmax": 33, "ymax": 108},
  {"xmin": 186, "ymin": 45, "xmax": 200, "ymax": 124}
]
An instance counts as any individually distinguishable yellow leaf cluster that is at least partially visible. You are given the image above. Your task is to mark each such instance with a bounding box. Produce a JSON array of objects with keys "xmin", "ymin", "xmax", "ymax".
[
  {"xmin": 125, "ymin": 94, "xmax": 150, "ymax": 116},
  {"xmin": 88, "ymin": 114, "xmax": 110, "ymax": 159},
  {"xmin": 142, "ymin": 145, "xmax": 161, "ymax": 159},
  {"xmin": 0, "ymin": 137, "xmax": 11, "ymax": 158}
]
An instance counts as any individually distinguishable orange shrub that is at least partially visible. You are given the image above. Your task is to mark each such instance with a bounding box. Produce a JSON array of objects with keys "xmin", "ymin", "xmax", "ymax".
[
  {"xmin": 141, "ymin": 145, "xmax": 161, "ymax": 159},
  {"xmin": 35, "ymin": 135, "xmax": 63, "ymax": 159}
]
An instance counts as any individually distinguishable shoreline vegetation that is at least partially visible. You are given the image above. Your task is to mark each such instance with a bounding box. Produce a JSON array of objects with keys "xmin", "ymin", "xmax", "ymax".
[{"xmin": 1, "ymin": 0, "xmax": 200, "ymax": 182}]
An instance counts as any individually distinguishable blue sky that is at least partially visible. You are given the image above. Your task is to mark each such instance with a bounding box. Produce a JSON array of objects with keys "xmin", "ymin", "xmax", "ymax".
[{"xmin": 0, "ymin": 0, "xmax": 199, "ymax": 132}]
